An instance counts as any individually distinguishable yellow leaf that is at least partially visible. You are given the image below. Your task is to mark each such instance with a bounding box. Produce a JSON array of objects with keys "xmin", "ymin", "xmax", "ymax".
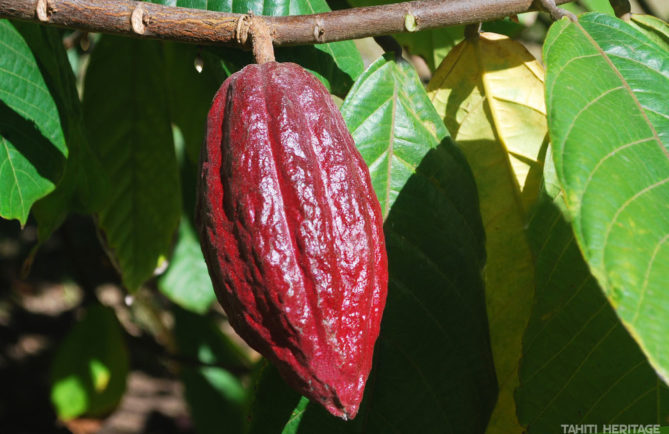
[
  {"xmin": 428, "ymin": 32, "xmax": 548, "ymax": 434},
  {"xmin": 428, "ymin": 32, "xmax": 548, "ymax": 209}
]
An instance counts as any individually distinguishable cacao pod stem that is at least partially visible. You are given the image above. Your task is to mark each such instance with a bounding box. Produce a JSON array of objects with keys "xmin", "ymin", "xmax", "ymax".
[{"xmin": 249, "ymin": 17, "xmax": 275, "ymax": 64}]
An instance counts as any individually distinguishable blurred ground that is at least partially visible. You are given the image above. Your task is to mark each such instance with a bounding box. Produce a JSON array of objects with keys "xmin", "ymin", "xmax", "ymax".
[{"xmin": 0, "ymin": 216, "xmax": 197, "ymax": 434}]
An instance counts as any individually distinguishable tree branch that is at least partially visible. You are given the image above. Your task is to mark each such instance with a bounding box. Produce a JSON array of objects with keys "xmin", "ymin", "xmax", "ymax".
[{"xmin": 0, "ymin": 0, "xmax": 571, "ymax": 48}]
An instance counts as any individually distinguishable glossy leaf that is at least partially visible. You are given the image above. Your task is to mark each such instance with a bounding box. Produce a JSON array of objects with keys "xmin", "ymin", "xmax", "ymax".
[
  {"xmin": 0, "ymin": 20, "xmax": 67, "ymax": 224},
  {"xmin": 51, "ymin": 304, "xmax": 129, "ymax": 420},
  {"xmin": 83, "ymin": 36, "xmax": 181, "ymax": 292},
  {"xmin": 340, "ymin": 54, "xmax": 447, "ymax": 218},
  {"xmin": 10, "ymin": 22, "xmax": 108, "ymax": 241},
  {"xmin": 516, "ymin": 192, "xmax": 669, "ymax": 432},
  {"xmin": 158, "ymin": 218, "xmax": 215, "ymax": 314},
  {"xmin": 427, "ymin": 32, "xmax": 548, "ymax": 433},
  {"xmin": 345, "ymin": 66, "xmax": 495, "ymax": 433},
  {"xmin": 544, "ymin": 13, "xmax": 669, "ymax": 384},
  {"xmin": 630, "ymin": 14, "xmax": 669, "ymax": 52},
  {"xmin": 0, "ymin": 20, "xmax": 65, "ymax": 152}
]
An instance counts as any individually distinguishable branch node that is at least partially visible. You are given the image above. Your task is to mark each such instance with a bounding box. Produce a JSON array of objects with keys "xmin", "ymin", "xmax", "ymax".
[
  {"xmin": 534, "ymin": 0, "xmax": 577, "ymax": 21},
  {"xmin": 313, "ymin": 19, "xmax": 325, "ymax": 42},
  {"xmin": 249, "ymin": 17, "xmax": 275, "ymax": 64},
  {"xmin": 131, "ymin": 6, "xmax": 147, "ymax": 35},
  {"xmin": 404, "ymin": 13, "xmax": 418, "ymax": 32},
  {"xmin": 36, "ymin": 0, "xmax": 51, "ymax": 22},
  {"xmin": 235, "ymin": 14, "xmax": 250, "ymax": 45}
]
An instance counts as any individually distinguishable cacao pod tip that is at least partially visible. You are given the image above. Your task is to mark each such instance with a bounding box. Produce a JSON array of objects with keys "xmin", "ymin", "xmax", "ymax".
[{"xmin": 327, "ymin": 398, "xmax": 358, "ymax": 421}]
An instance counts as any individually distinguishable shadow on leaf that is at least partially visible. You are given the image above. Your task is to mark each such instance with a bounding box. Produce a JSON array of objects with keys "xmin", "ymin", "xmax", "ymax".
[{"xmin": 0, "ymin": 101, "xmax": 65, "ymax": 184}]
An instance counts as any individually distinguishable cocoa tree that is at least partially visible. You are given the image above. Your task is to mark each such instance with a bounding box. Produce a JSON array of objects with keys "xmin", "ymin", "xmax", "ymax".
[{"xmin": 0, "ymin": 0, "xmax": 667, "ymax": 432}]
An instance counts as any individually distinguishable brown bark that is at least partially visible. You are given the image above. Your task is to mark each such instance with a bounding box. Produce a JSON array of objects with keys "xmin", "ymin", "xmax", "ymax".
[{"xmin": 0, "ymin": 0, "xmax": 571, "ymax": 48}]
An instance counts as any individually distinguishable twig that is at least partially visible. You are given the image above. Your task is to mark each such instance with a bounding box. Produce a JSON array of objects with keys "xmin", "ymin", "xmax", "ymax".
[
  {"xmin": 535, "ymin": 0, "xmax": 577, "ymax": 21},
  {"xmin": 0, "ymin": 0, "xmax": 572, "ymax": 48}
]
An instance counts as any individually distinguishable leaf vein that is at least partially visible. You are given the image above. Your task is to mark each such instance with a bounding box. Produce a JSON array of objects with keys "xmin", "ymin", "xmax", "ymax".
[
  {"xmin": 632, "ymin": 233, "xmax": 669, "ymax": 324},
  {"xmin": 528, "ymin": 322, "xmax": 619, "ymax": 426}
]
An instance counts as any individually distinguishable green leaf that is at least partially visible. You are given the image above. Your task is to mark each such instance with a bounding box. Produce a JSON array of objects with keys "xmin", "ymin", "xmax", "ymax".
[
  {"xmin": 32, "ymin": 137, "xmax": 108, "ymax": 241},
  {"xmin": 544, "ymin": 13, "xmax": 669, "ymax": 384},
  {"xmin": 246, "ymin": 363, "xmax": 303, "ymax": 434},
  {"xmin": 0, "ymin": 111, "xmax": 63, "ymax": 226},
  {"xmin": 163, "ymin": 43, "xmax": 224, "ymax": 164},
  {"xmin": 173, "ymin": 307, "xmax": 249, "ymax": 434},
  {"xmin": 516, "ymin": 193, "xmax": 669, "ymax": 432},
  {"xmin": 158, "ymin": 217, "xmax": 216, "ymax": 314},
  {"xmin": 340, "ymin": 54, "xmax": 447, "ymax": 218},
  {"xmin": 560, "ymin": 0, "xmax": 616, "ymax": 16},
  {"xmin": 51, "ymin": 304, "xmax": 129, "ymax": 420},
  {"xmin": 630, "ymin": 14, "xmax": 669, "ymax": 52},
  {"xmin": 10, "ymin": 22, "xmax": 108, "ymax": 241},
  {"xmin": 395, "ymin": 27, "xmax": 463, "ymax": 71},
  {"xmin": 559, "ymin": 2, "xmax": 587, "ymax": 15},
  {"xmin": 0, "ymin": 20, "xmax": 65, "ymax": 153},
  {"xmin": 580, "ymin": 0, "xmax": 615, "ymax": 15},
  {"xmin": 295, "ymin": 140, "xmax": 497, "ymax": 433},
  {"xmin": 282, "ymin": 397, "xmax": 309, "ymax": 434},
  {"xmin": 83, "ymin": 36, "xmax": 181, "ymax": 292},
  {"xmin": 0, "ymin": 20, "xmax": 67, "ymax": 224}
]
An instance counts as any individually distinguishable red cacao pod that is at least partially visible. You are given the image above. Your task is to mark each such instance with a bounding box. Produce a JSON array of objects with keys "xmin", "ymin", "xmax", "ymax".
[{"xmin": 196, "ymin": 62, "xmax": 388, "ymax": 420}]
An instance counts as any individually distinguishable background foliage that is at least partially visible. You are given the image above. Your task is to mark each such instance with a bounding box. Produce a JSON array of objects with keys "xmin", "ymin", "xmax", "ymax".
[{"xmin": 0, "ymin": 0, "xmax": 668, "ymax": 433}]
